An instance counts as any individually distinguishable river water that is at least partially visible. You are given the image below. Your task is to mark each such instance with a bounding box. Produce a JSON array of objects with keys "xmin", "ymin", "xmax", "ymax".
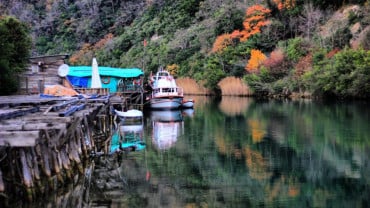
[{"xmin": 13, "ymin": 96, "xmax": 370, "ymax": 207}]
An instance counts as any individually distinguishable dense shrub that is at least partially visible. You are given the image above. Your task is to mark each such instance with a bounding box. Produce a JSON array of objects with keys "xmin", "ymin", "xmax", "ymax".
[
  {"xmin": 284, "ymin": 37, "xmax": 309, "ymax": 63},
  {"xmin": 304, "ymin": 48, "xmax": 370, "ymax": 98}
]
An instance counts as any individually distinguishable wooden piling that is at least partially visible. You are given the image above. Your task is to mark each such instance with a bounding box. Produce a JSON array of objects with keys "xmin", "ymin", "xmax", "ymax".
[{"xmin": 0, "ymin": 94, "xmax": 114, "ymax": 201}]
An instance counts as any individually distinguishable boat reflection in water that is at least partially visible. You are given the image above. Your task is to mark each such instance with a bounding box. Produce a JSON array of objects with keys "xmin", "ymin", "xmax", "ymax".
[
  {"xmin": 182, "ymin": 108, "xmax": 194, "ymax": 117},
  {"xmin": 110, "ymin": 118, "xmax": 146, "ymax": 153},
  {"xmin": 150, "ymin": 110, "xmax": 184, "ymax": 150}
]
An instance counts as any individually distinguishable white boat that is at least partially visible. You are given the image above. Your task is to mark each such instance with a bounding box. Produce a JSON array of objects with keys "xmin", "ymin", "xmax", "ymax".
[
  {"xmin": 181, "ymin": 99, "xmax": 194, "ymax": 108},
  {"xmin": 148, "ymin": 68, "xmax": 183, "ymax": 109},
  {"xmin": 114, "ymin": 109, "xmax": 143, "ymax": 119}
]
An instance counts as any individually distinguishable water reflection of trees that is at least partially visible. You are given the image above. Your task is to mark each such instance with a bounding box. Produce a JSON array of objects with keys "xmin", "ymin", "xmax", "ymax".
[
  {"xmin": 178, "ymin": 99, "xmax": 370, "ymax": 206},
  {"xmin": 105, "ymin": 98, "xmax": 370, "ymax": 207}
]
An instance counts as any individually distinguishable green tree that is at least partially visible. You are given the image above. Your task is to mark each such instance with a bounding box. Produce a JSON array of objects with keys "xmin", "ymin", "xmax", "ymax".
[
  {"xmin": 0, "ymin": 16, "xmax": 31, "ymax": 95},
  {"xmin": 197, "ymin": 56, "xmax": 226, "ymax": 92},
  {"xmin": 305, "ymin": 48, "xmax": 370, "ymax": 98},
  {"xmin": 284, "ymin": 37, "xmax": 309, "ymax": 63}
]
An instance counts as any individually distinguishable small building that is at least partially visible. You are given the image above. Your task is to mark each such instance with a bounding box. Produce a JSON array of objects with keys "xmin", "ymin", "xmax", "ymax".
[
  {"xmin": 67, "ymin": 66, "xmax": 146, "ymax": 109},
  {"xmin": 19, "ymin": 54, "xmax": 69, "ymax": 94},
  {"xmin": 18, "ymin": 55, "xmax": 145, "ymax": 108},
  {"xmin": 67, "ymin": 66, "xmax": 144, "ymax": 94}
]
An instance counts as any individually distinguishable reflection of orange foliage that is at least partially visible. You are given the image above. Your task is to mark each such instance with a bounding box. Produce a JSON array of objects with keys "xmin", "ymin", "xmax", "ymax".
[
  {"xmin": 215, "ymin": 134, "xmax": 228, "ymax": 155},
  {"xmin": 265, "ymin": 176, "xmax": 301, "ymax": 202},
  {"xmin": 267, "ymin": 179, "xmax": 281, "ymax": 201},
  {"xmin": 248, "ymin": 119, "xmax": 266, "ymax": 143},
  {"xmin": 288, "ymin": 185, "xmax": 300, "ymax": 197},
  {"xmin": 244, "ymin": 146, "xmax": 271, "ymax": 180},
  {"xmin": 246, "ymin": 49, "xmax": 267, "ymax": 72},
  {"xmin": 273, "ymin": 0, "xmax": 296, "ymax": 10},
  {"xmin": 215, "ymin": 132, "xmax": 243, "ymax": 159},
  {"xmin": 185, "ymin": 203, "xmax": 197, "ymax": 208},
  {"xmin": 234, "ymin": 148, "xmax": 243, "ymax": 159},
  {"xmin": 211, "ymin": 33, "xmax": 233, "ymax": 53},
  {"xmin": 218, "ymin": 95, "xmax": 251, "ymax": 116}
]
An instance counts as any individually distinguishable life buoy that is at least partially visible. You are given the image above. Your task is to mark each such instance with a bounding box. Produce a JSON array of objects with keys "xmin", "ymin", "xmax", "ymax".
[
  {"xmin": 101, "ymin": 77, "xmax": 110, "ymax": 84},
  {"xmin": 133, "ymin": 79, "xmax": 141, "ymax": 85}
]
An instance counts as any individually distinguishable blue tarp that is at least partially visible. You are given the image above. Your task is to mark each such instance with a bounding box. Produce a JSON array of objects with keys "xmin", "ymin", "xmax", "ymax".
[
  {"xmin": 68, "ymin": 66, "xmax": 144, "ymax": 78},
  {"xmin": 67, "ymin": 76, "xmax": 89, "ymax": 87}
]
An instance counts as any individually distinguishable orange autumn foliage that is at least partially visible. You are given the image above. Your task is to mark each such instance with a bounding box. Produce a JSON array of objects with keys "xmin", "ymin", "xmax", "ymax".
[
  {"xmin": 211, "ymin": 33, "xmax": 233, "ymax": 53},
  {"xmin": 211, "ymin": 4, "xmax": 270, "ymax": 53},
  {"xmin": 326, "ymin": 48, "xmax": 341, "ymax": 58},
  {"xmin": 294, "ymin": 54, "xmax": 313, "ymax": 78},
  {"xmin": 46, "ymin": 0, "xmax": 54, "ymax": 11},
  {"xmin": 94, "ymin": 33, "xmax": 114, "ymax": 50},
  {"xmin": 273, "ymin": 0, "xmax": 296, "ymax": 10},
  {"xmin": 166, "ymin": 64, "xmax": 179, "ymax": 76},
  {"xmin": 69, "ymin": 33, "xmax": 114, "ymax": 65},
  {"xmin": 69, "ymin": 43, "xmax": 93, "ymax": 65},
  {"xmin": 246, "ymin": 49, "xmax": 267, "ymax": 72},
  {"xmin": 239, "ymin": 5, "xmax": 271, "ymax": 42},
  {"xmin": 263, "ymin": 48, "xmax": 290, "ymax": 77},
  {"xmin": 230, "ymin": 30, "xmax": 242, "ymax": 39},
  {"xmin": 263, "ymin": 48, "xmax": 285, "ymax": 69}
]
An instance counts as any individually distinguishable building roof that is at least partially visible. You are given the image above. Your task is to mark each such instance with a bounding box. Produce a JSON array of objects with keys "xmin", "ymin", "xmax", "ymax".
[{"xmin": 68, "ymin": 66, "xmax": 144, "ymax": 78}]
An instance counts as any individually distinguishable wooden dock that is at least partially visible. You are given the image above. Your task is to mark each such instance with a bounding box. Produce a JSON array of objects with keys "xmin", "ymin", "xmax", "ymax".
[{"xmin": 0, "ymin": 95, "xmax": 113, "ymax": 201}]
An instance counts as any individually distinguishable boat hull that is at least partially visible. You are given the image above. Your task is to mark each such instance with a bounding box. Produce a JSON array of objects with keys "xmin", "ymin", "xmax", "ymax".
[
  {"xmin": 150, "ymin": 97, "xmax": 183, "ymax": 109},
  {"xmin": 181, "ymin": 100, "xmax": 194, "ymax": 108},
  {"xmin": 150, "ymin": 110, "xmax": 183, "ymax": 122}
]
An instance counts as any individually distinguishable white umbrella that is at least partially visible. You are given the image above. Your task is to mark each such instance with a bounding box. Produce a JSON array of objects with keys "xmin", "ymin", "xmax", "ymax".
[{"xmin": 91, "ymin": 57, "xmax": 102, "ymax": 88}]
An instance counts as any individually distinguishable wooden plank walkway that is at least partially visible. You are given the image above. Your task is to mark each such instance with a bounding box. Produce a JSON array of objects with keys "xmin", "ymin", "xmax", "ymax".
[{"xmin": 0, "ymin": 94, "xmax": 113, "ymax": 201}]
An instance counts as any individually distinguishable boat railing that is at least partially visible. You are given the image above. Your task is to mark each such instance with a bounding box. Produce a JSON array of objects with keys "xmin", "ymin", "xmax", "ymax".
[{"xmin": 152, "ymin": 87, "xmax": 183, "ymax": 97}]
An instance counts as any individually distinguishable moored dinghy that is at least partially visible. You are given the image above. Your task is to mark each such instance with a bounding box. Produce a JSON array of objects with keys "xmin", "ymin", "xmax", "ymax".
[
  {"xmin": 114, "ymin": 109, "xmax": 143, "ymax": 120},
  {"xmin": 181, "ymin": 99, "xmax": 194, "ymax": 108}
]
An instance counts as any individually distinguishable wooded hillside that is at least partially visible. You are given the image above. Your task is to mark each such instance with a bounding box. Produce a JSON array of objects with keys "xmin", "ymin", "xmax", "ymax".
[{"xmin": 1, "ymin": 0, "xmax": 369, "ymax": 98}]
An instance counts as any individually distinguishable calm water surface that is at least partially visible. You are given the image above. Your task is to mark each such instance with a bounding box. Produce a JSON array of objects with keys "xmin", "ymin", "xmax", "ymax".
[{"xmin": 19, "ymin": 96, "xmax": 370, "ymax": 207}]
